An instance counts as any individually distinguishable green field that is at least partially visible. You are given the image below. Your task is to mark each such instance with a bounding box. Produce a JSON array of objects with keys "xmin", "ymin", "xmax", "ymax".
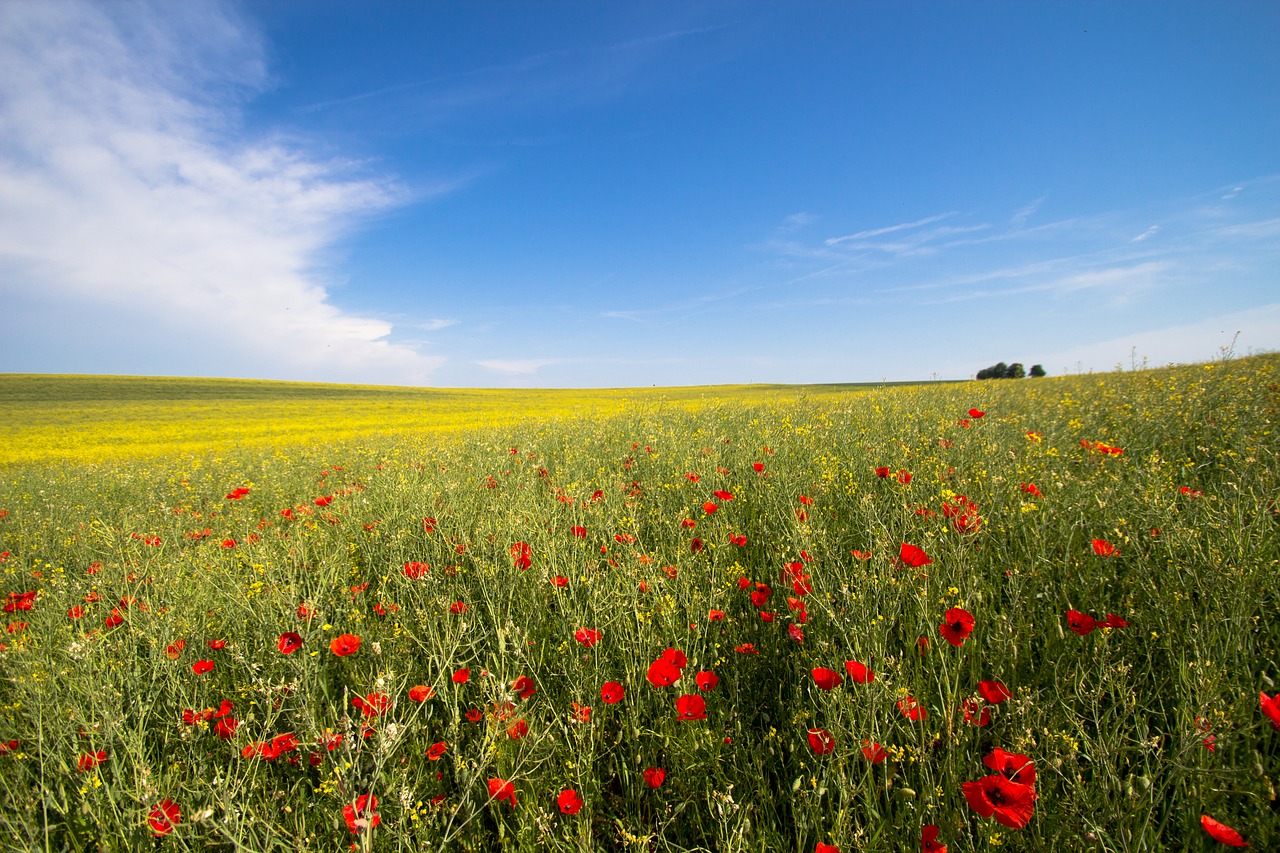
[{"xmin": 0, "ymin": 358, "xmax": 1277, "ymax": 851}]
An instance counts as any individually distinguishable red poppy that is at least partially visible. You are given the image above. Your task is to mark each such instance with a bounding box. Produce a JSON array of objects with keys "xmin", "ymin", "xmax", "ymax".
[
  {"xmin": 403, "ymin": 561, "xmax": 429, "ymax": 579},
  {"xmin": 1067, "ymin": 610, "xmax": 1096, "ymax": 636},
  {"xmin": 557, "ymin": 788, "xmax": 583, "ymax": 815},
  {"xmin": 148, "ymin": 800, "xmax": 181, "ymax": 836},
  {"xmin": 600, "ymin": 681, "xmax": 625, "ymax": 704},
  {"xmin": 1200, "ymin": 815, "xmax": 1248, "ymax": 846},
  {"xmin": 968, "ymin": 408, "xmax": 985, "ymax": 418},
  {"xmin": 77, "ymin": 751, "xmax": 107, "ymax": 771},
  {"xmin": 676, "ymin": 694, "xmax": 707, "ymax": 721},
  {"xmin": 214, "ymin": 717, "xmax": 238, "ymax": 739},
  {"xmin": 426, "ymin": 741, "xmax": 447, "ymax": 760},
  {"xmin": 1261, "ymin": 691, "xmax": 1280, "ymax": 729},
  {"xmin": 939, "ymin": 607, "xmax": 975, "ymax": 647},
  {"xmin": 984, "ymin": 748, "xmax": 1036, "ymax": 786},
  {"xmin": 815, "ymin": 844, "xmax": 840, "ymax": 853},
  {"xmin": 899, "ymin": 543, "xmax": 932, "ymax": 568},
  {"xmin": 67, "ymin": 606, "xmax": 84, "ymax": 619},
  {"xmin": 844, "ymin": 660, "xmax": 875, "ymax": 683},
  {"xmin": 510, "ymin": 541, "xmax": 532, "ymax": 570},
  {"xmin": 409, "ymin": 685, "xmax": 435, "ymax": 703},
  {"xmin": 647, "ymin": 660, "xmax": 680, "ymax": 688},
  {"xmin": 551, "ymin": 575, "xmax": 568, "ymax": 587},
  {"xmin": 466, "ymin": 708, "xmax": 483, "ymax": 722},
  {"xmin": 512, "ymin": 675, "xmax": 537, "ymax": 700},
  {"xmin": 1091, "ymin": 539, "xmax": 1117, "ymax": 557},
  {"xmin": 861, "ymin": 739, "xmax": 887, "ymax": 764},
  {"xmin": 643, "ymin": 767, "xmax": 665, "ymax": 788},
  {"xmin": 707, "ymin": 609, "xmax": 726, "ymax": 622},
  {"xmin": 1020, "ymin": 482, "xmax": 1041, "ymax": 497},
  {"xmin": 206, "ymin": 639, "xmax": 226, "ymax": 650},
  {"xmin": 897, "ymin": 696, "xmax": 927, "ymax": 721},
  {"xmin": 1100, "ymin": 613, "xmax": 1130, "ymax": 629},
  {"xmin": 296, "ymin": 603, "xmax": 317, "ymax": 619},
  {"xmin": 351, "ymin": 692, "xmax": 390, "ymax": 717},
  {"xmin": 507, "ymin": 719, "xmax": 529, "ymax": 739},
  {"xmin": 875, "ymin": 466, "xmax": 890, "ymax": 478},
  {"xmin": 695, "ymin": 671, "xmax": 719, "ymax": 691},
  {"xmin": 735, "ymin": 643, "xmax": 758, "ymax": 654},
  {"xmin": 921, "ymin": 824, "xmax": 947, "ymax": 853},
  {"xmin": 689, "ymin": 537, "xmax": 704, "ymax": 553},
  {"xmin": 277, "ymin": 632, "xmax": 303, "ymax": 654},
  {"xmin": 191, "ymin": 659, "xmax": 214, "ymax": 675},
  {"xmin": 1180, "ymin": 486, "xmax": 1205, "ymax": 498},
  {"xmin": 729, "ymin": 533, "xmax": 747, "ymax": 546},
  {"xmin": 343, "ymin": 794, "xmax": 381, "ymax": 832},
  {"xmin": 897, "ymin": 470, "xmax": 912, "ymax": 485},
  {"xmin": 961, "ymin": 697, "xmax": 991, "ymax": 727},
  {"xmin": 685, "ymin": 473, "xmax": 700, "ymax": 483},
  {"xmin": 314, "ymin": 496, "xmax": 332, "ymax": 507},
  {"xmin": 788, "ymin": 623, "xmax": 805, "ymax": 643},
  {"xmin": 811, "ymin": 668, "xmax": 843, "ymax": 690},
  {"xmin": 714, "ymin": 490, "xmax": 734, "ymax": 501},
  {"xmin": 329, "ymin": 633, "xmax": 361, "ymax": 657},
  {"xmin": 574, "ymin": 628, "xmax": 602, "ymax": 647},
  {"xmin": 962, "ymin": 774, "xmax": 1035, "ymax": 829},
  {"xmin": 570, "ymin": 525, "xmax": 587, "ymax": 538},
  {"xmin": 978, "ymin": 680, "xmax": 1012, "ymax": 704},
  {"xmin": 807, "ymin": 728, "xmax": 835, "ymax": 755},
  {"xmin": 452, "ymin": 667, "xmax": 470, "ymax": 683}
]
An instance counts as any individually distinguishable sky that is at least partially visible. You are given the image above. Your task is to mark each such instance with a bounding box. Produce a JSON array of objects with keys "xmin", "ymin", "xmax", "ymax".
[{"xmin": 1, "ymin": 1, "xmax": 1278, "ymax": 388}]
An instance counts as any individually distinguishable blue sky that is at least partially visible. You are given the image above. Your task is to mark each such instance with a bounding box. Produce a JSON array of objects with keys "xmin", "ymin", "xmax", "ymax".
[{"xmin": 1, "ymin": 1, "xmax": 1277, "ymax": 387}]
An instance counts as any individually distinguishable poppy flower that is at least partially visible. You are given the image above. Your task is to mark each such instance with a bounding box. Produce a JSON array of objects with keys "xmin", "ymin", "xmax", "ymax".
[
  {"xmin": 897, "ymin": 470, "xmax": 912, "ymax": 485},
  {"xmin": 921, "ymin": 824, "xmax": 947, "ymax": 853},
  {"xmin": 714, "ymin": 490, "xmax": 734, "ymax": 501},
  {"xmin": 574, "ymin": 628, "xmax": 602, "ymax": 647},
  {"xmin": 685, "ymin": 473, "xmax": 701, "ymax": 483},
  {"xmin": 1200, "ymin": 814, "xmax": 1248, "ymax": 846},
  {"xmin": 1020, "ymin": 482, "xmax": 1041, "ymax": 497},
  {"xmin": 689, "ymin": 538, "xmax": 704, "ymax": 553},
  {"xmin": 206, "ymin": 639, "xmax": 226, "ymax": 650},
  {"xmin": 898, "ymin": 696, "xmax": 927, "ymax": 721},
  {"xmin": 807, "ymin": 728, "xmax": 835, "ymax": 755},
  {"xmin": 452, "ymin": 668, "xmax": 470, "ymax": 684},
  {"xmin": 507, "ymin": 719, "xmax": 529, "ymax": 739},
  {"xmin": 815, "ymin": 844, "xmax": 840, "ymax": 853},
  {"xmin": 1261, "ymin": 692, "xmax": 1280, "ymax": 729},
  {"xmin": 676, "ymin": 694, "xmax": 707, "ymax": 721},
  {"xmin": 961, "ymin": 697, "xmax": 992, "ymax": 727},
  {"xmin": 1091, "ymin": 539, "xmax": 1117, "ymax": 557},
  {"xmin": 329, "ymin": 633, "xmax": 361, "ymax": 657},
  {"xmin": 166, "ymin": 639, "xmax": 186, "ymax": 659},
  {"xmin": 466, "ymin": 708, "xmax": 483, "ymax": 722},
  {"xmin": 1067, "ymin": 610, "xmax": 1096, "ymax": 636},
  {"xmin": 984, "ymin": 748, "xmax": 1036, "ymax": 786},
  {"xmin": 214, "ymin": 717, "xmax": 238, "ymax": 739},
  {"xmin": 939, "ymin": 607, "xmax": 975, "ymax": 647},
  {"xmin": 899, "ymin": 543, "xmax": 932, "ymax": 568},
  {"xmin": 601, "ymin": 682, "xmax": 625, "ymax": 704},
  {"xmin": 978, "ymin": 680, "xmax": 1012, "ymax": 704},
  {"xmin": 845, "ymin": 660, "xmax": 875, "ymax": 683},
  {"xmin": 729, "ymin": 533, "xmax": 747, "ymax": 546},
  {"xmin": 67, "ymin": 606, "xmax": 84, "ymax": 619},
  {"xmin": 190, "ymin": 659, "xmax": 214, "ymax": 675},
  {"xmin": 512, "ymin": 675, "xmax": 537, "ymax": 700},
  {"xmin": 812, "ymin": 668, "xmax": 843, "ymax": 690},
  {"xmin": 557, "ymin": 788, "xmax": 583, "ymax": 815},
  {"xmin": 551, "ymin": 574, "xmax": 569, "ymax": 587},
  {"xmin": 77, "ymin": 751, "xmax": 107, "ymax": 771},
  {"xmin": 968, "ymin": 408, "xmax": 985, "ymax": 418},
  {"xmin": 962, "ymin": 774, "xmax": 1036, "ymax": 829},
  {"xmin": 277, "ymin": 632, "xmax": 303, "ymax": 654},
  {"xmin": 403, "ymin": 561, "xmax": 429, "ymax": 579},
  {"xmin": 643, "ymin": 767, "xmax": 665, "ymax": 788},
  {"xmin": 702, "ymin": 501, "xmax": 719, "ymax": 515},
  {"xmin": 1100, "ymin": 613, "xmax": 1130, "ymax": 629},
  {"xmin": 695, "ymin": 671, "xmax": 719, "ymax": 691},
  {"xmin": 510, "ymin": 541, "xmax": 532, "ymax": 570},
  {"xmin": 426, "ymin": 741, "xmax": 447, "ymax": 760},
  {"xmin": 735, "ymin": 642, "xmax": 758, "ymax": 654},
  {"xmin": 343, "ymin": 794, "xmax": 381, "ymax": 832},
  {"xmin": 647, "ymin": 660, "xmax": 680, "ymax": 688},
  {"xmin": 148, "ymin": 800, "xmax": 181, "ymax": 836},
  {"xmin": 861, "ymin": 739, "xmax": 887, "ymax": 764},
  {"xmin": 409, "ymin": 685, "xmax": 435, "ymax": 703},
  {"xmin": 352, "ymin": 693, "xmax": 390, "ymax": 717}
]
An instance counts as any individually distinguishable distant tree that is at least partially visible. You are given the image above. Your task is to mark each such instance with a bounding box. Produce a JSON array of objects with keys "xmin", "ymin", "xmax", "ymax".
[
  {"xmin": 1029, "ymin": 364, "xmax": 1046, "ymax": 377},
  {"xmin": 1007, "ymin": 362, "xmax": 1025, "ymax": 379},
  {"xmin": 976, "ymin": 360, "xmax": 1042, "ymax": 379}
]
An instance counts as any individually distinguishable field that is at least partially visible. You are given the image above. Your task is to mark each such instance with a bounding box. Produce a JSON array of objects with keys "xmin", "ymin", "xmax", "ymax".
[{"xmin": 0, "ymin": 357, "xmax": 1277, "ymax": 852}]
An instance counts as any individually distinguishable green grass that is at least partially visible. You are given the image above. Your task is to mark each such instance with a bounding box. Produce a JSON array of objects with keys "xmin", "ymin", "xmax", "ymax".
[{"xmin": 0, "ymin": 357, "xmax": 1277, "ymax": 851}]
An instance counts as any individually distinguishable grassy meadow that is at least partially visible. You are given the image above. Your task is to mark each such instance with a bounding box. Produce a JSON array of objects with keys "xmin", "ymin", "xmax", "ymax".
[{"xmin": 0, "ymin": 357, "xmax": 1277, "ymax": 852}]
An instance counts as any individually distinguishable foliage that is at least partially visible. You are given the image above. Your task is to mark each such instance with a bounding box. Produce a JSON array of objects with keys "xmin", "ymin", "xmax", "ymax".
[{"xmin": 0, "ymin": 356, "xmax": 1278, "ymax": 851}]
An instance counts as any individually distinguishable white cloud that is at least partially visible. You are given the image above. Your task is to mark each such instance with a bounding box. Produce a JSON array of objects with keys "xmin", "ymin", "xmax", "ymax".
[
  {"xmin": 825, "ymin": 212, "xmax": 957, "ymax": 245},
  {"xmin": 476, "ymin": 359, "xmax": 560, "ymax": 375},
  {"xmin": 417, "ymin": 318, "xmax": 460, "ymax": 332},
  {"xmin": 1010, "ymin": 196, "xmax": 1046, "ymax": 229},
  {"xmin": 0, "ymin": 0, "xmax": 446, "ymax": 384},
  {"xmin": 1131, "ymin": 224, "xmax": 1160, "ymax": 242}
]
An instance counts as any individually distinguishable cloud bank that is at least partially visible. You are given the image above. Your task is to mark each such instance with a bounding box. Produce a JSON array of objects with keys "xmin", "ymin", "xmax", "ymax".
[{"xmin": 0, "ymin": 0, "xmax": 443, "ymax": 384}]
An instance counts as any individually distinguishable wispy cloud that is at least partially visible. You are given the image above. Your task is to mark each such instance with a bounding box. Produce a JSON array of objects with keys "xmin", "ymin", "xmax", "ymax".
[
  {"xmin": 0, "ymin": 0, "xmax": 447, "ymax": 383},
  {"xmin": 1010, "ymin": 195, "xmax": 1046, "ymax": 229},
  {"xmin": 417, "ymin": 318, "xmax": 460, "ymax": 332},
  {"xmin": 825, "ymin": 212, "xmax": 956, "ymax": 245},
  {"xmin": 1132, "ymin": 225, "xmax": 1160, "ymax": 242}
]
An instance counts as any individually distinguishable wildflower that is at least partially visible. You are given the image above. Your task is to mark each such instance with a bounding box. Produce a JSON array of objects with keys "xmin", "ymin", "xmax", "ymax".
[
  {"xmin": 1067, "ymin": 610, "xmax": 1096, "ymax": 636},
  {"xmin": 77, "ymin": 751, "xmax": 107, "ymax": 771},
  {"xmin": 488, "ymin": 778, "xmax": 517, "ymax": 807},
  {"xmin": 647, "ymin": 658, "xmax": 681, "ymax": 688},
  {"xmin": 452, "ymin": 668, "xmax": 470, "ymax": 684},
  {"xmin": 449, "ymin": 601, "xmax": 468, "ymax": 615},
  {"xmin": 1200, "ymin": 815, "xmax": 1248, "ymax": 847},
  {"xmin": 351, "ymin": 693, "xmax": 390, "ymax": 717},
  {"xmin": 735, "ymin": 643, "xmax": 758, "ymax": 654},
  {"xmin": 148, "ymin": 800, "xmax": 180, "ymax": 836},
  {"xmin": 962, "ymin": 774, "xmax": 1035, "ymax": 829},
  {"xmin": 729, "ymin": 533, "xmax": 747, "ymax": 546},
  {"xmin": 643, "ymin": 767, "xmax": 665, "ymax": 788},
  {"xmin": 676, "ymin": 694, "xmax": 707, "ymax": 721},
  {"xmin": 961, "ymin": 697, "xmax": 991, "ymax": 727},
  {"xmin": 426, "ymin": 741, "xmax": 447, "ymax": 760},
  {"xmin": 812, "ymin": 668, "xmax": 843, "ymax": 690},
  {"xmin": 574, "ymin": 628, "xmax": 602, "ymax": 647},
  {"xmin": 1260, "ymin": 692, "xmax": 1280, "ymax": 729},
  {"xmin": 1180, "ymin": 486, "xmax": 1205, "ymax": 498},
  {"xmin": 510, "ymin": 541, "xmax": 532, "ymax": 570},
  {"xmin": 343, "ymin": 794, "xmax": 381, "ymax": 833},
  {"xmin": 898, "ymin": 696, "xmax": 927, "ymax": 721},
  {"xmin": 875, "ymin": 466, "xmax": 890, "ymax": 478},
  {"xmin": 861, "ymin": 739, "xmax": 887, "ymax": 764},
  {"xmin": 601, "ymin": 681, "xmax": 625, "ymax": 704},
  {"xmin": 551, "ymin": 574, "xmax": 568, "ymax": 587},
  {"xmin": 277, "ymin": 632, "xmax": 303, "ymax": 654},
  {"xmin": 1091, "ymin": 539, "xmax": 1117, "ymax": 557},
  {"xmin": 984, "ymin": 748, "xmax": 1036, "ymax": 786},
  {"xmin": 845, "ymin": 660, "xmax": 875, "ymax": 683},
  {"xmin": 214, "ymin": 718, "xmax": 238, "ymax": 739},
  {"xmin": 192, "ymin": 660, "xmax": 214, "ymax": 675},
  {"xmin": 570, "ymin": 525, "xmax": 587, "ymax": 538},
  {"xmin": 921, "ymin": 824, "xmax": 947, "ymax": 853},
  {"xmin": 816, "ymin": 844, "xmax": 840, "ymax": 853},
  {"xmin": 978, "ymin": 680, "xmax": 1012, "ymax": 704},
  {"xmin": 708, "ymin": 609, "xmax": 726, "ymax": 621},
  {"xmin": 1100, "ymin": 613, "xmax": 1130, "ymax": 629},
  {"xmin": 206, "ymin": 639, "xmax": 226, "ymax": 650},
  {"xmin": 557, "ymin": 788, "xmax": 583, "ymax": 815},
  {"xmin": 939, "ymin": 607, "xmax": 975, "ymax": 647},
  {"xmin": 512, "ymin": 675, "xmax": 537, "ymax": 700},
  {"xmin": 696, "ymin": 671, "xmax": 719, "ymax": 691},
  {"xmin": 403, "ymin": 561, "xmax": 428, "ymax": 579},
  {"xmin": 408, "ymin": 685, "xmax": 435, "ymax": 703},
  {"xmin": 329, "ymin": 633, "xmax": 361, "ymax": 657},
  {"xmin": 714, "ymin": 490, "xmax": 734, "ymax": 501},
  {"xmin": 507, "ymin": 719, "xmax": 529, "ymax": 739},
  {"xmin": 807, "ymin": 728, "xmax": 835, "ymax": 755},
  {"xmin": 899, "ymin": 543, "xmax": 932, "ymax": 568},
  {"xmin": 1020, "ymin": 482, "xmax": 1041, "ymax": 497}
]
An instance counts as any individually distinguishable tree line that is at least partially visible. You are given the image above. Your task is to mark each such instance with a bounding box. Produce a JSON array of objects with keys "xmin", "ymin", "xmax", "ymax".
[{"xmin": 976, "ymin": 362, "xmax": 1046, "ymax": 380}]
